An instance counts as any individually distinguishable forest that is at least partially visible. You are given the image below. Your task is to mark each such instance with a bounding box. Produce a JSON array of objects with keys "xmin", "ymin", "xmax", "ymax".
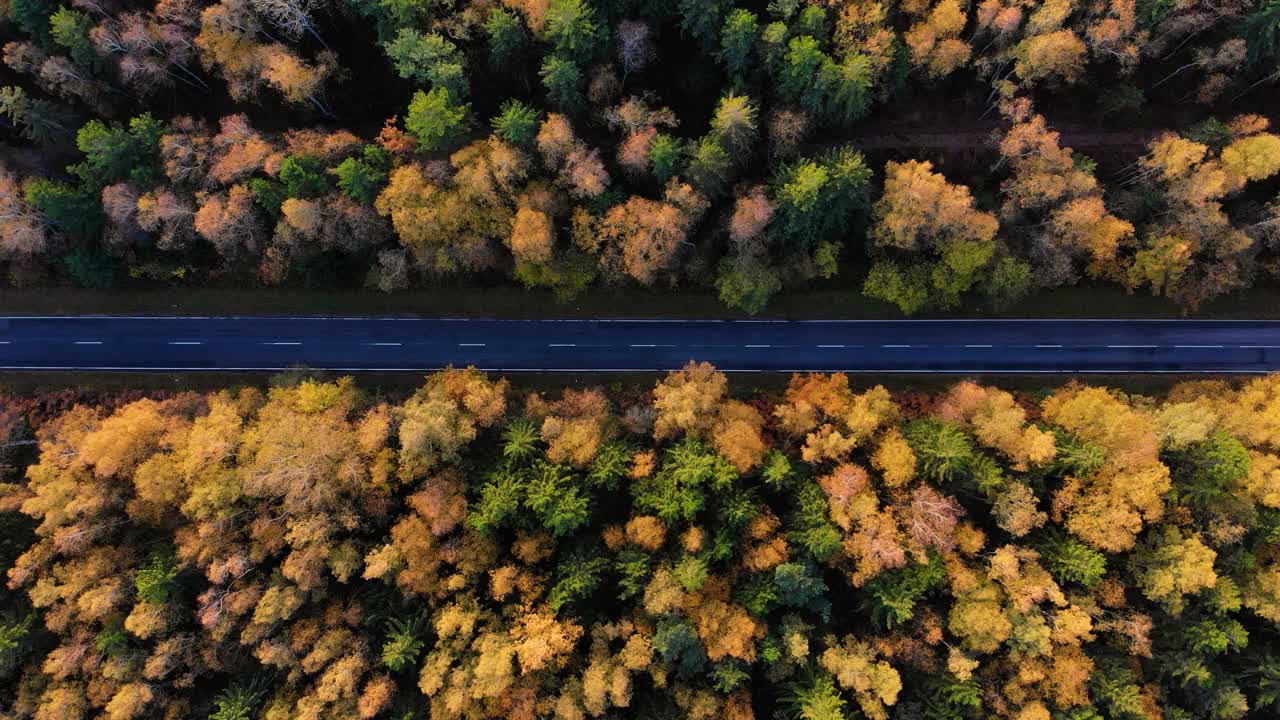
[
  {"xmin": 1, "ymin": 367, "xmax": 1280, "ymax": 718},
  {"xmin": 2, "ymin": 0, "xmax": 1280, "ymax": 313}
]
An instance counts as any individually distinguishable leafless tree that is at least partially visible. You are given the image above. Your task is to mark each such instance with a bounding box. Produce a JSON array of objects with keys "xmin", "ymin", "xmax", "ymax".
[
  {"xmin": 0, "ymin": 168, "xmax": 50, "ymax": 257},
  {"xmin": 372, "ymin": 248, "xmax": 410, "ymax": 292},
  {"xmin": 159, "ymin": 117, "xmax": 213, "ymax": 186},
  {"xmin": 91, "ymin": 13, "xmax": 208, "ymax": 93},
  {"xmin": 616, "ymin": 20, "xmax": 655, "ymax": 78},
  {"xmin": 101, "ymin": 182, "xmax": 143, "ymax": 251},
  {"xmin": 250, "ymin": 0, "xmax": 330, "ymax": 49},
  {"xmin": 138, "ymin": 190, "xmax": 197, "ymax": 250}
]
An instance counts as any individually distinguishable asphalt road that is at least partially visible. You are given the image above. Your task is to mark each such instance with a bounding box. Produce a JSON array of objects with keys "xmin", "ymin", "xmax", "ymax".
[{"xmin": 2, "ymin": 317, "xmax": 1280, "ymax": 373}]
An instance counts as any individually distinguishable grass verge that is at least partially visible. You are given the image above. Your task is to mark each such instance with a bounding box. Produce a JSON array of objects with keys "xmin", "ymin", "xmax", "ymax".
[
  {"xmin": 2, "ymin": 283, "xmax": 1280, "ymax": 319},
  {"xmin": 0, "ymin": 370, "xmax": 1223, "ymax": 399}
]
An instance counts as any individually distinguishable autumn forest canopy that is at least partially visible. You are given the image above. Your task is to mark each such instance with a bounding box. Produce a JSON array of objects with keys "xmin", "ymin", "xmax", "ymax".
[
  {"xmin": 7, "ymin": 2, "xmax": 1280, "ymax": 719},
  {"xmin": 0, "ymin": 0, "xmax": 1279, "ymax": 312},
  {"xmin": 0, "ymin": 368, "xmax": 1279, "ymax": 719}
]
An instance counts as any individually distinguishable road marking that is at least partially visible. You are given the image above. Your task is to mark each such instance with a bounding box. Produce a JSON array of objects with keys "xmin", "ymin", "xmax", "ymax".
[
  {"xmin": 605, "ymin": 319, "xmax": 717, "ymax": 323},
  {"xmin": 548, "ymin": 343, "xmax": 576, "ymax": 347},
  {"xmin": 8, "ymin": 318, "xmax": 1280, "ymax": 374},
  {"xmin": 2, "ymin": 366, "xmax": 1271, "ymax": 375},
  {"xmin": 4, "ymin": 315, "xmax": 1279, "ymax": 323},
  {"xmin": 370, "ymin": 342, "xmax": 402, "ymax": 346}
]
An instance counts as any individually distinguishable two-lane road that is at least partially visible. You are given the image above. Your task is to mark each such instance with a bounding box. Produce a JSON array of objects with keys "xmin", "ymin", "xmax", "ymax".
[{"xmin": 2, "ymin": 317, "xmax": 1279, "ymax": 373}]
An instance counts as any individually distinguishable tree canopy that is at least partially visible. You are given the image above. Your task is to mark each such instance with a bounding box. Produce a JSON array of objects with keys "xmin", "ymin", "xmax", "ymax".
[
  {"xmin": 2, "ymin": 0, "xmax": 1278, "ymax": 314},
  {"xmin": 3, "ymin": 369, "xmax": 1280, "ymax": 719}
]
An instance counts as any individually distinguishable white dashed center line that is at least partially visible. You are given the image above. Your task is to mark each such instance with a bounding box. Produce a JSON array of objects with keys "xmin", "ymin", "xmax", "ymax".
[
  {"xmin": 1107, "ymin": 345, "xmax": 1156, "ymax": 348},
  {"xmin": 169, "ymin": 341, "xmax": 202, "ymax": 345},
  {"xmin": 964, "ymin": 344, "xmax": 993, "ymax": 348},
  {"xmin": 1174, "ymin": 345, "xmax": 1223, "ymax": 349},
  {"xmin": 817, "ymin": 344, "xmax": 845, "ymax": 348},
  {"xmin": 371, "ymin": 342, "xmax": 402, "ymax": 346},
  {"xmin": 264, "ymin": 342, "xmax": 301, "ymax": 346},
  {"xmin": 458, "ymin": 343, "xmax": 486, "ymax": 347},
  {"xmin": 548, "ymin": 343, "xmax": 576, "ymax": 347},
  {"xmin": 1036, "ymin": 344, "xmax": 1062, "ymax": 348},
  {"xmin": 882, "ymin": 344, "xmax": 912, "ymax": 348},
  {"xmin": 745, "ymin": 344, "xmax": 771, "ymax": 348},
  {"xmin": 74, "ymin": 341, "xmax": 102, "ymax": 345}
]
